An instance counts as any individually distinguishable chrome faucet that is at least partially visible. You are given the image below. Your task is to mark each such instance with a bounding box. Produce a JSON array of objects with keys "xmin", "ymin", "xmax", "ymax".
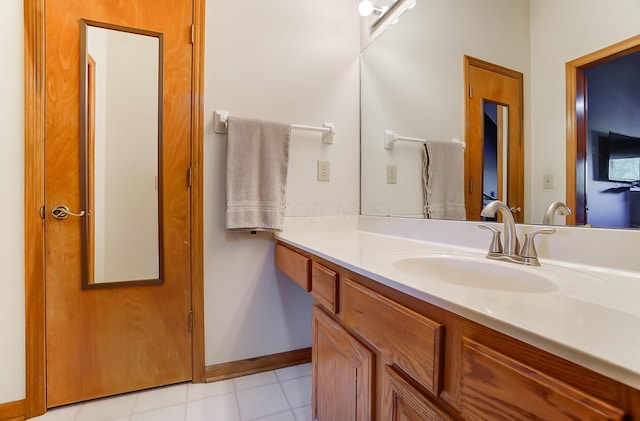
[
  {"xmin": 480, "ymin": 200, "xmax": 518, "ymax": 255},
  {"xmin": 542, "ymin": 201, "xmax": 572, "ymax": 225},
  {"xmin": 479, "ymin": 200, "xmax": 555, "ymax": 266}
]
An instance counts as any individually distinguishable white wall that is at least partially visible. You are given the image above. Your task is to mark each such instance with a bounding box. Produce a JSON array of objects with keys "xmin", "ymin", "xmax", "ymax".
[
  {"xmin": 0, "ymin": 0, "xmax": 25, "ymax": 404},
  {"xmin": 361, "ymin": 0, "xmax": 530, "ymax": 217},
  {"xmin": 204, "ymin": 0, "xmax": 361, "ymax": 364},
  {"xmin": 529, "ymin": 0, "xmax": 640, "ymax": 223}
]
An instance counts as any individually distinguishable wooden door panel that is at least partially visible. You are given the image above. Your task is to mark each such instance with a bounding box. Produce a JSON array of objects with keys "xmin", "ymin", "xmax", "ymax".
[
  {"xmin": 312, "ymin": 305, "xmax": 373, "ymax": 421},
  {"xmin": 465, "ymin": 57, "xmax": 524, "ymax": 222},
  {"xmin": 45, "ymin": 0, "xmax": 193, "ymax": 406}
]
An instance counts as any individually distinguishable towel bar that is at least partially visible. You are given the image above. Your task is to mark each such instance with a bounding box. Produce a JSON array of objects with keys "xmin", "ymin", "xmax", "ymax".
[
  {"xmin": 384, "ymin": 129, "xmax": 465, "ymax": 150},
  {"xmin": 214, "ymin": 109, "xmax": 334, "ymax": 144}
]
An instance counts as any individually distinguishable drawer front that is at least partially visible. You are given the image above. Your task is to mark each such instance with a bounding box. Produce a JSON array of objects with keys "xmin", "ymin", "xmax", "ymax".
[
  {"xmin": 382, "ymin": 365, "xmax": 454, "ymax": 421},
  {"xmin": 342, "ymin": 279, "xmax": 444, "ymax": 395},
  {"xmin": 275, "ymin": 244, "xmax": 310, "ymax": 291},
  {"xmin": 311, "ymin": 262, "xmax": 338, "ymax": 314},
  {"xmin": 460, "ymin": 338, "xmax": 625, "ymax": 421}
]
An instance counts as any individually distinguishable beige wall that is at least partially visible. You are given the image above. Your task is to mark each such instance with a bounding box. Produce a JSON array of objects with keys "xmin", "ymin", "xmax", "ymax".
[
  {"xmin": 0, "ymin": 0, "xmax": 25, "ymax": 404},
  {"xmin": 203, "ymin": 0, "xmax": 361, "ymax": 365}
]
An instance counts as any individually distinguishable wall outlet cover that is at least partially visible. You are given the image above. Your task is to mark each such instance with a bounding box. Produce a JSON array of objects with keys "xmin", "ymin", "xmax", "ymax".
[{"xmin": 317, "ymin": 160, "xmax": 330, "ymax": 182}]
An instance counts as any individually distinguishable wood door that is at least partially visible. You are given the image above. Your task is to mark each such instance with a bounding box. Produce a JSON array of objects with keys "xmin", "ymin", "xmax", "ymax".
[
  {"xmin": 464, "ymin": 56, "xmax": 524, "ymax": 222},
  {"xmin": 312, "ymin": 305, "xmax": 373, "ymax": 421},
  {"xmin": 44, "ymin": 0, "xmax": 193, "ymax": 407}
]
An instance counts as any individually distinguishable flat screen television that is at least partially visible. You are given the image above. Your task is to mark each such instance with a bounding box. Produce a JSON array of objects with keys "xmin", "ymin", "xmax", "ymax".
[{"xmin": 596, "ymin": 131, "xmax": 640, "ymax": 182}]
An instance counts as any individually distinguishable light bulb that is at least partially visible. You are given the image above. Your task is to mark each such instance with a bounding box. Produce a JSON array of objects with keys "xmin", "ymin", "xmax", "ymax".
[{"xmin": 358, "ymin": 0, "xmax": 374, "ymax": 16}]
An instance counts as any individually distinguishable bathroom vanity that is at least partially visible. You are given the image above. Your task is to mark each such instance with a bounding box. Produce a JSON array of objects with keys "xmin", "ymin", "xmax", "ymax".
[{"xmin": 275, "ymin": 222, "xmax": 640, "ymax": 420}]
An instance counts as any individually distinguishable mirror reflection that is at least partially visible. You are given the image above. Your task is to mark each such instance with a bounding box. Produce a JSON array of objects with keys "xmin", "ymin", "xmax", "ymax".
[
  {"xmin": 80, "ymin": 20, "xmax": 163, "ymax": 286},
  {"xmin": 360, "ymin": 0, "xmax": 640, "ymax": 228}
]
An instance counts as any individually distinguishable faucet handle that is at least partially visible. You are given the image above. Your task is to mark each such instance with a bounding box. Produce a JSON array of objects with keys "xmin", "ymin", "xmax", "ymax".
[
  {"xmin": 478, "ymin": 224, "xmax": 503, "ymax": 253},
  {"xmin": 520, "ymin": 228, "xmax": 556, "ymax": 259}
]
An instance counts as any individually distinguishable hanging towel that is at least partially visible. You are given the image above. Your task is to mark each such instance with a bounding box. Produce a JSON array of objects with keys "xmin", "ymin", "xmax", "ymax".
[
  {"xmin": 226, "ymin": 116, "xmax": 291, "ymax": 232},
  {"xmin": 422, "ymin": 142, "xmax": 466, "ymax": 220}
]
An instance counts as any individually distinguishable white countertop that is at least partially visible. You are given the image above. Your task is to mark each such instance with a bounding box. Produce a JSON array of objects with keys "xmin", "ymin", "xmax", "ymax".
[{"xmin": 276, "ymin": 227, "xmax": 640, "ymax": 390}]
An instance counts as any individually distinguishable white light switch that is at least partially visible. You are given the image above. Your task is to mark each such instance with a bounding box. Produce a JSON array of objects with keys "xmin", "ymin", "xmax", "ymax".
[
  {"xmin": 317, "ymin": 160, "xmax": 330, "ymax": 182},
  {"xmin": 386, "ymin": 165, "xmax": 397, "ymax": 184}
]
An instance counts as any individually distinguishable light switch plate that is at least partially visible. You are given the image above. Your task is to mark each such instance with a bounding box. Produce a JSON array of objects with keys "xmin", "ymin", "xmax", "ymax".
[
  {"xmin": 386, "ymin": 165, "xmax": 397, "ymax": 184},
  {"xmin": 317, "ymin": 160, "xmax": 330, "ymax": 182},
  {"xmin": 543, "ymin": 174, "xmax": 554, "ymax": 189}
]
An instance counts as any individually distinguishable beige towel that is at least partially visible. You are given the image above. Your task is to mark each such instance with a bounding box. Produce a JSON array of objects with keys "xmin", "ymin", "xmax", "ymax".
[
  {"xmin": 226, "ymin": 116, "xmax": 291, "ymax": 232},
  {"xmin": 422, "ymin": 142, "xmax": 466, "ymax": 220}
]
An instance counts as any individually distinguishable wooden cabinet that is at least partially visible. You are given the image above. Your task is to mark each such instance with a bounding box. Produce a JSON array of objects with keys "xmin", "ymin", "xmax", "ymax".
[
  {"xmin": 275, "ymin": 241, "xmax": 640, "ymax": 421},
  {"xmin": 382, "ymin": 365, "xmax": 454, "ymax": 421},
  {"xmin": 460, "ymin": 338, "xmax": 624, "ymax": 421},
  {"xmin": 312, "ymin": 305, "xmax": 373, "ymax": 421},
  {"xmin": 275, "ymin": 243, "xmax": 310, "ymax": 291},
  {"xmin": 342, "ymin": 278, "xmax": 444, "ymax": 396},
  {"xmin": 311, "ymin": 262, "xmax": 338, "ymax": 314}
]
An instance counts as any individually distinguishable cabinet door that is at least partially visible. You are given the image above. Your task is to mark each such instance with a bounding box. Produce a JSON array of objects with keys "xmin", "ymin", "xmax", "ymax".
[
  {"xmin": 460, "ymin": 338, "xmax": 625, "ymax": 421},
  {"xmin": 312, "ymin": 305, "xmax": 373, "ymax": 421},
  {"xmin": 382, "ymin": 365, "xmax": 454, "ymax": 421}
]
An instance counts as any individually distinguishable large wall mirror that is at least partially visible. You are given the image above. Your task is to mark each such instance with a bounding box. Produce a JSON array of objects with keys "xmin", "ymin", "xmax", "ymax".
[
  {"xmin": 360, "ymin": 0, "xmax": 640, "ymax": 228},
  {"xmin": 80, "ymin": 20, "xmax": 163, "ymax": 287}
]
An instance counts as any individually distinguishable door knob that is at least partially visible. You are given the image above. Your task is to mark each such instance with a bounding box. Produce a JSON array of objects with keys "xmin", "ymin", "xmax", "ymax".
[
  {"xmin": 51, "ymin": 205, "xmax": 90, "ymax": 220},
  {"xmin": 509, "ymin": 205, "xmax": 522, "ymax": 214}
]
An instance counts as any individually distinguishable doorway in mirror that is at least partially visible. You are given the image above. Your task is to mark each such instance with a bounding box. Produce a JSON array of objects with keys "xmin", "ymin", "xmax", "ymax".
[{"xmin": 464, "ymin": 56, "xmax": 524, "ymax": 222}]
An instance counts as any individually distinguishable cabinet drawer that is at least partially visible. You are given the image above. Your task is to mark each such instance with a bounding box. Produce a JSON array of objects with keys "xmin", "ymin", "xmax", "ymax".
[
  {"xmin": 383, "ymin": 365, "xmax": 454, "ymax": 421},
  {"xmin": 342, "ymin": 279, "xmax": 444, "ymax": 395},
  {"xmin": 311, "ymin": 262, "xmax": 338, "ymax": 314},
  {"xmin": 460, "ymin": 338, "xmax": 625, "ymax": 421},
  {"xmin": 275, "ymin": 244, "xmax": 310, "ymax": 291}
]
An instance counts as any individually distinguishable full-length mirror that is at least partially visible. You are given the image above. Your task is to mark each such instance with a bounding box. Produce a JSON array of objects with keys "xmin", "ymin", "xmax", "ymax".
[
  {"xmin": 80, "ymin": 20, "xmax": 163, "ymax": 286},
  {"xmin": 360, "ymin": 0, "xmax": 640, "ymax": 228}
]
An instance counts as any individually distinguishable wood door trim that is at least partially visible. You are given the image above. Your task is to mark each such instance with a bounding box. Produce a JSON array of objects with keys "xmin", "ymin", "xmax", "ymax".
[
  {"xmin": 204, "ymin": 348, "xmax": 312, "ymax": 383},
  {"xmin": 0, "ymin": 400, "xmax": 25, "ymax": 421},
  {"xmin": 23, "ymin": 0, "xmax": 206, "ymax": 415},
  {"xmin": 24, "ymin": 0, "xmax": 46, "ymax": 417},
  {"xmin": 191, "ymin": 0, "xmax": 206, "ymax": 384},
  {"xmin": 565, "ymin": 34, "xmax": 640, "ymax": 225}
]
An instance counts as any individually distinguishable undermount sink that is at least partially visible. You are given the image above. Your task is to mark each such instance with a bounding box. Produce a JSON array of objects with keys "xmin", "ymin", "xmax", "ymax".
[{"xmin": 390, "ymin": 252, "xmax": 603, "ymax": 293}]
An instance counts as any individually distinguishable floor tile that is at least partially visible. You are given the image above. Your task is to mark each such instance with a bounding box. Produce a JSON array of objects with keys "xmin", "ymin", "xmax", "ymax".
[
  {"xmin": 274, "ymin": 363, "xmax": 312, "ymax": 382},
  {"xmin": 252, "ymin": 410, "xmax": 296, "ymax": 421},
  {"xmin": 75, "ymin": 393, "xmax": 138, "ymax": 421},
  {"xmin": 280, "ymin": 376, "xmax": 312, "ymax": 409},
  {"xmin": 131, "ymin": 403, "xmax": 186, "ymax": 421},
  {"xmin": 188, "ymin": 379, "xmax": 235, "ymax": 402},
  {"xmin": 134, "ymin": 383, "xmax": 187, "ymax": 413},
  {"xmin": 31, "ymin": 404, "xmax": 83, "ymax": 421},
  {"xmin": 236, "ymin": 383, "xmax": 289, "ymax": 420},
  {"xmin": 233, "ymin": 371, "xmax": 279, "ymax": 391},
  {"xmin": 292, "ymin": 405, "xmax": 312, "ymax": 421},
  {"xmin": 186, "ymin": 393, "xmax": 240, "ymax": 421}
]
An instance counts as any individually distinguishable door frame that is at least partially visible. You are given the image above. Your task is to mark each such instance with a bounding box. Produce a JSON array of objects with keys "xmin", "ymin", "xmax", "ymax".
[
  {"xmin": 566, "ymin": 34, "xmax": 640, "ymax": 225},
  {"xmin": 23, "ymin": 0, "xmax": 206, "ymax": 417}
]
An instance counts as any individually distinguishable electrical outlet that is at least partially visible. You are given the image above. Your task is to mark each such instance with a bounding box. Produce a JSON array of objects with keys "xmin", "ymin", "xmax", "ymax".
[
  {"xmin": 317, "ymin": 160, "xmax": 330, "ymax": 182},
  {"xmin": 543, "ymin": 174, "xmax": 554, "ymax": 189},
  {"xmin": 386, "ymin": 165, "xmax": 397, "ymax": 184}
]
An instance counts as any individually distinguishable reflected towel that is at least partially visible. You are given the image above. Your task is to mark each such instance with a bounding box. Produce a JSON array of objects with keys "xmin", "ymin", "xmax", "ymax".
[
  {"xmin": 422, "ymin": 142, "xmax": 466, "ymax": 220},
  {"xmin": 226, "ymin": 116, "xmax": 291, "ymax": 232}
]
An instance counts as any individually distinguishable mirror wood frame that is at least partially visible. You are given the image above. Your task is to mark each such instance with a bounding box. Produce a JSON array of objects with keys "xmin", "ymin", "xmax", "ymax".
[
  {"xmin": 566, "ymin": 34, "xmax": 640, "ymax": 226},
  {"xmin": 23, "ymin": 0, "xmax": 207, "ymax": 417},
  {"xmin": 79, "ymin": 19, "xmax": 165, "ymax": 289}
]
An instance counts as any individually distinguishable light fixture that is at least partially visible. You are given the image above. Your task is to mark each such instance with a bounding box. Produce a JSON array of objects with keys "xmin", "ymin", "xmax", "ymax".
[{"xmin": 358, "ymin": 0, "xmax": 375, "ymax": 17}]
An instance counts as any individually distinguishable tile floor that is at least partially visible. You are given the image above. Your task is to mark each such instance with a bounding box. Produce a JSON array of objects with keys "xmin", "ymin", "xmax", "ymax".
[{"xmin": 32, "ymin": 363, "xmax": 312, "ymax": 421}]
